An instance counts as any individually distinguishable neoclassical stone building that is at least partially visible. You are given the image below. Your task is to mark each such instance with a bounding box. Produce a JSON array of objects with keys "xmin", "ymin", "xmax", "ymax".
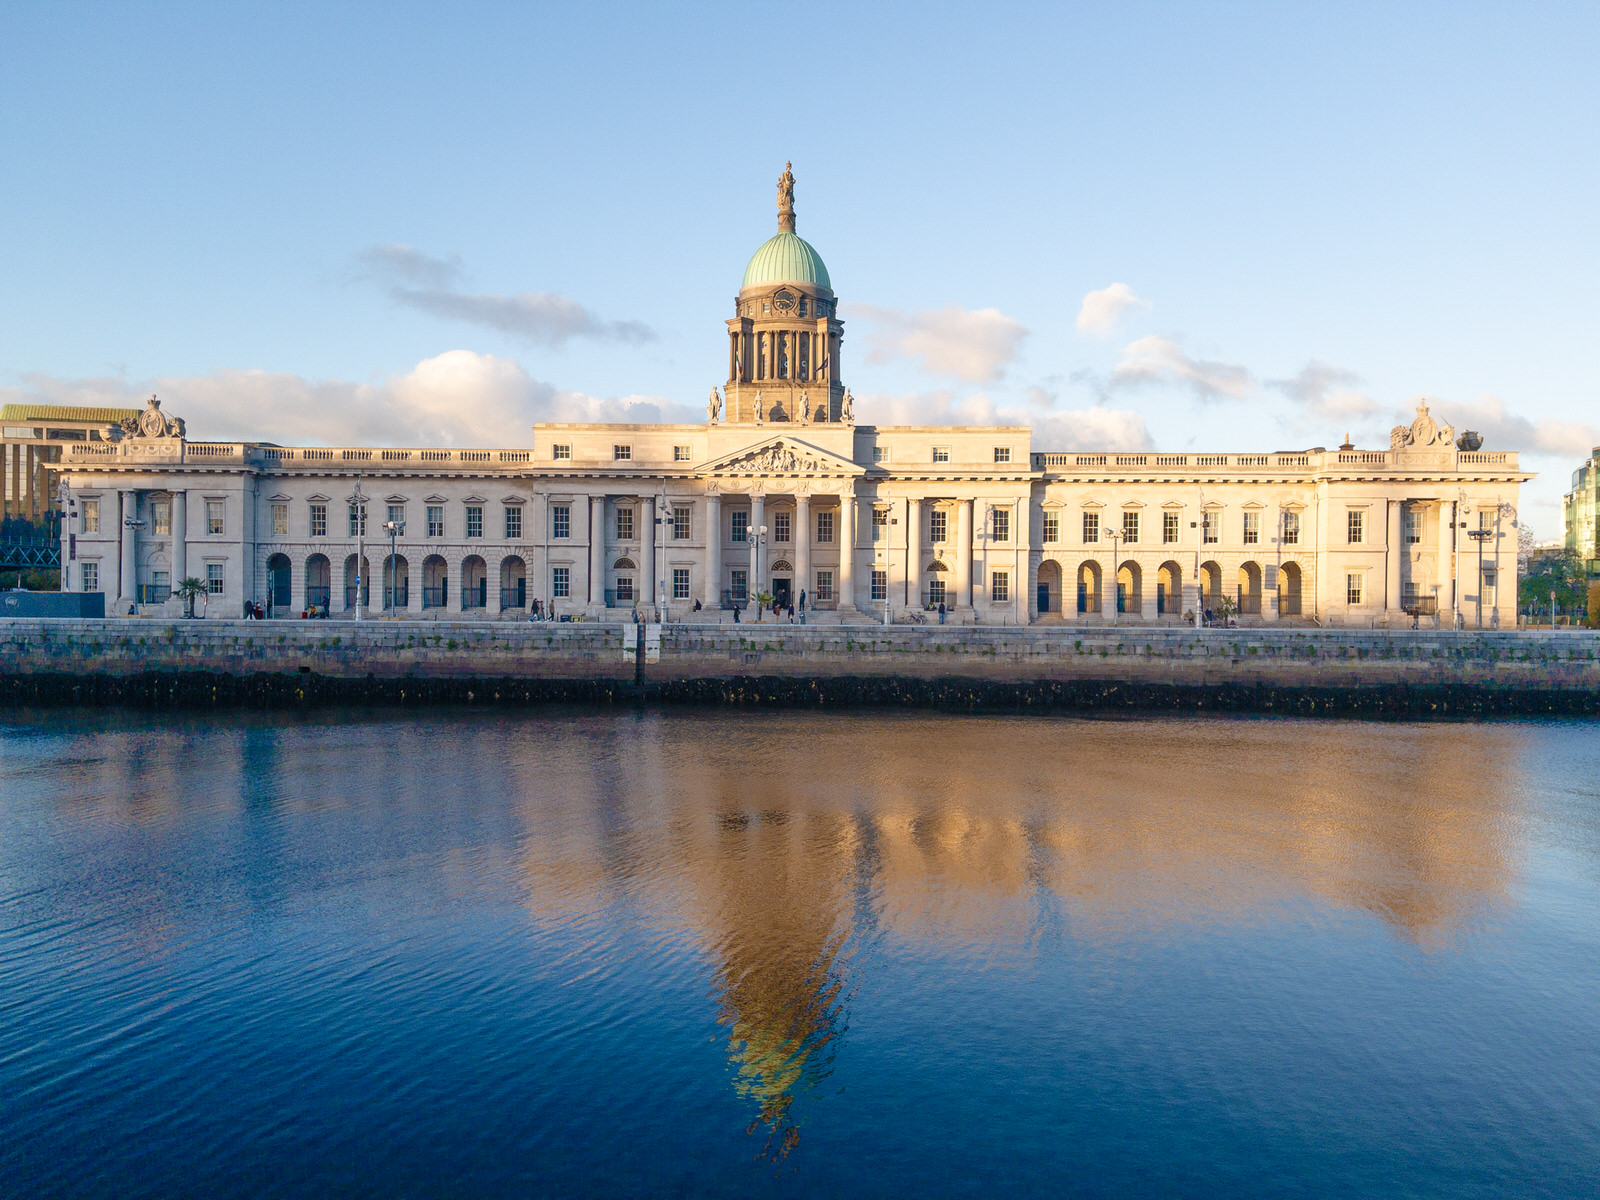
[{"xmin": 52, "ymin": 168, "xmax": 1530, "ymax": 627}]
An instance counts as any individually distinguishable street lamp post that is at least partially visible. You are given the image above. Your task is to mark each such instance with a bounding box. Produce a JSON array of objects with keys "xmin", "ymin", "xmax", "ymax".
[
  {"xmin": 382, "ymin": 519, "xmax": 404, "ymax": 614},
  {"xmin": 1468, "ymin": 526, "xmax": 1493, "ymax": 628},
  {"xmin": 656, "ymin": 488, "xmax": 668, "ymax": 623},
  {"xmin": 1104, "ymin": 527, "xmax": 1121, "ymax": 626},
  {"xmin": 352, "ymin": 478, "xmax": 366, "ymax": 623}
]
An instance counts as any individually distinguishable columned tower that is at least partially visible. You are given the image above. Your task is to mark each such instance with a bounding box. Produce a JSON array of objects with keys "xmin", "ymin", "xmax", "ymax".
[{"xmin": 722, "ymin": 163, "xmax": 847, "ymax": 425}]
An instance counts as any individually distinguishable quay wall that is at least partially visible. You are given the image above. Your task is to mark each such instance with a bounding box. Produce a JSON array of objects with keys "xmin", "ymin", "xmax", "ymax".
[{"xmin": 3, "ymin": 619, "xmax": 1600, "ymax": 715}]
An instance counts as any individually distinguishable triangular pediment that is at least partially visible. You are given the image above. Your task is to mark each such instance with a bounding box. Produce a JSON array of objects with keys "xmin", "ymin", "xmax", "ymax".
[{"xmin": 698, "ymin": 435, "xmax": 864, "ymax": 477}]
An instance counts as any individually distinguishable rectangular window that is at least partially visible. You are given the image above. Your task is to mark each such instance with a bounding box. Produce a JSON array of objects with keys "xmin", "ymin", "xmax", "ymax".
[
  {"xmin": 731, "ymin": 512, "xmax": 748, "ymax": 542},
  {"xmin": 774, "ymin": 511, "xmax": 791, "ymax": 543},
  {"xmin": 1243, "ymin": 511, "xmax": 1259, "ymax": 544},
  {"xmin": 427, "ymin": 505, "xmax": 444, "ymax": 538},
  {"xmin": 872, "ymin": 446, "xmax": 889, "ymax": 464},
  {"xmin": 1347, "ymin": 510, "xmax": 1364, "ymax": 544},
  {"xmin": 673, "ymin": 568, "xmax": 690, "ymax": 600},
  {"xmin": 673, "ymin": 506, "xmax": 690, "ymax": 539},
  {"xmin": 991, "ymin": 570, "xmax": 1010, "ymax": 602},
  {"xmin": 552, "ymin": 504, "xmax": 570, "ymax": 539},
  {"xmin": 816, "ymin": 510, "xmax": 835, "ymax": 543},
  {"xmin": 207, "ymin": 501, "xmax": 225, "ymax": 535},
  {"xmin": 614, "ymin": 508, "xmax": 633, "ymax": 541},
  {"xmin": 269, "ymin": 503, "xmax": 287, "ymax": 536},
  {"xmin": 1404, "ymin": 508, "xmax": 1421, "ymax": 544},
  {"xmin": 1283, "ymin": 512, "xmax": 1300, "ymax": 545},
  {"xmin": 674, "ymin": 445, "xmax": 692, "ymax": 462},
  {"xmin": 816, "ymin": 570, "xmax": 834, "ymax": 601},
  {"xmin": 871, "ymin": 569, "xmax": 888, "ymax": 601},
  {"xmin": 386, "ymin": 504, "xmax": 404, "ymax": 530},
  {"xmin": 1082, "ymin": 511, "xmax": 1100, "ymax": 543},
  {"xmin": 466, "ymin": 505, "xmax": 483, "ymax": 538},
  {"xmin": 1164, "ymin": 511, "xmax": 1179, "ymax": 544},
  {"xmin": 992, "ymin": 508, "xmax": 1011, "ymax": 542},
  {"xmin": 310, "ymin": 503, "xmax": 327, "ymax": 537},
  {"xmin": 1347, "ymin": 573, "xmax": 1363, "ymax": 605},
  {"xmin": 731, "ymin": 569, "xmax": 748, "ymax": 601},
  {"xmin": 505, "ymin": 507, "xmax": 522, "ymax": 539},
  {"xmin": 931, "ymin": 509, "xmax": 949, "ymax": 543},
  {"xmin": 82, "ymin": 561, "xmax": 98, "ymax": 591},
  {"xmin": 347, "ymin": 503, "xmax": 366, "ymax": 537},
  {"xmin": 613, "ymin": 444, "xmax": 631, "ymax": 461},
  {"xmin": 552, "ymin": 566, "xmax": 570, "ymax": 598},
  {"xmin": 206, "ymin": 563, "xmax": 224, "ymax": 594},
  {"xmin": 933, "ymin": 447, "xmax": 950, "ymax": 463},
  {"xmin": 552, "ymin": 443, "xmax": 572, "ymax": 460},
  {"xmin": 873, "ymin": 508, "xmax": 888, "ymax": 542},
  {"xmin": 1203, "ymin": 512, "xmax": 1218, "ymax": 544},
  {"xmin": 153, "ymin": 501, "xmax": 171, "ymax": 535},
  {"xmin": 994, "ymin": 447, "xmax": 1012, "ymax": 463},
  {"xmin": 1042, "ymin": 512, "xmax": 1058, "ymax": 544},
  {"xmin": 615, "ymin": 576, "xmax": 634, "ymax": 602},
  {"xmin": 81, "ymin": 499, "xmax": 99, "ymax": 533},
  {"xmin": 1123, "ymin": 511, "xmax": 1139, "ymax": 543}
]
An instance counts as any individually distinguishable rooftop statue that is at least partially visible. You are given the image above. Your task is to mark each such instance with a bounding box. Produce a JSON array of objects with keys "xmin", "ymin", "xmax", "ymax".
[
  {"xmin": 708, "ymin": 386, "xmax": 722, "ymax": 424},
  {"xmin": 777, "ymin": 162, "xmax": 796, "ymax": 232}
]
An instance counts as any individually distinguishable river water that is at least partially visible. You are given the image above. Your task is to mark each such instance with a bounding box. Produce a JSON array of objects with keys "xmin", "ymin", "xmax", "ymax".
[{"xmin": 2, "ymin": 709, "xmax": 1597, "ymax": 1198}]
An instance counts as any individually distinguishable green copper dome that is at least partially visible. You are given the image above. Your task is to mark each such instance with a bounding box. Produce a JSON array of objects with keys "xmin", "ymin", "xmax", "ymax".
[{"xmin": 741, "ymin": 231, "xmax": 831, "ymax": 290}]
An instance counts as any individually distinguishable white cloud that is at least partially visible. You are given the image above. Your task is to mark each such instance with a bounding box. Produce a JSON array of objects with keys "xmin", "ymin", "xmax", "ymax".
[
  {"xmin": 1075, "ymin": 283, "xmax": 1150, "ymax": 338},
  {"xmin": 1267, "ymin": 360, "xmax": 1380, "ymax": 426},
  {"xmin": 1, "ymin": 352, "xmax": 694, "ymax": 447},
  {"xmin": 851, "ymin": 388, "xmax": 1150, "ymax": 452},
  {"xmin": 1430, "ymin": 394, "xmax": 1599, "ymax": 459},
  {"xmin": 848, "ymin": 303, "xmax": 1028, "ymax": 384},
  {"xmin": 354, "ymin": 244, "xmax": 655, "ymax": 347},
  {"xmin": 1109, "ymin": 335, "xmax": 1253, "ymax": 402}
]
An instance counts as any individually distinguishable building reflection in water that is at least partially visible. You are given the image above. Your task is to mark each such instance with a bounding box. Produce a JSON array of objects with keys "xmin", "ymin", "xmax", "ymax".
[{"xmin": 505, "ymin": 712, "xmax": 1527, "ymax": 1153}]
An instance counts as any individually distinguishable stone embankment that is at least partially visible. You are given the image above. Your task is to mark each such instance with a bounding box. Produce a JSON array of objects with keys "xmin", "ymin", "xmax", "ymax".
[{"xmin": 3, "ymin": 618, "xmax": 1599, "ymax": 717}]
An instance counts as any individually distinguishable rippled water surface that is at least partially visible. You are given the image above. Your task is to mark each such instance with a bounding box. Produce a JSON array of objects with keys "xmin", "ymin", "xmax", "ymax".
[{"xmin": 3, "ymin": 709, "xmax": 1599, "ymax": 1198}]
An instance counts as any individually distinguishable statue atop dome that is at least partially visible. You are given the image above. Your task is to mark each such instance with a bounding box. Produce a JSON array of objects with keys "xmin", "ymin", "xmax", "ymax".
[{"xmin": 777, "ymin": 161, "xmax": 796, "ymax": 233}]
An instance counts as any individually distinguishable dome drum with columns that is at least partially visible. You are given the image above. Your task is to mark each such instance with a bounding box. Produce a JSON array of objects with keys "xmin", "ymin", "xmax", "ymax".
[{"xmin": 720, "ymin": 163, "xmax": 846, "ymax": 426}]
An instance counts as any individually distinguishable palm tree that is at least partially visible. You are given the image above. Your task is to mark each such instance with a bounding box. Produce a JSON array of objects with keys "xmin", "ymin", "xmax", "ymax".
[{"xmin": 174, "ymin": 576, "xmax": 207, "ymax": 618}]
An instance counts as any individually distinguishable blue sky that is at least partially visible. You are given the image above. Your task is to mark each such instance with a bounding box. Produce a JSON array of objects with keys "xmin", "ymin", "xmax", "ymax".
[{"xmin": 2, "ymin": 2, "xmax": 1595, "ymax": 534}]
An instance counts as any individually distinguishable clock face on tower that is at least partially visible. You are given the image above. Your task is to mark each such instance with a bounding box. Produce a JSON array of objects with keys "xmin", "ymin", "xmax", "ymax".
[{"xmin": 771, "ymin": 288, "xmax": 796, "ymax": 315}]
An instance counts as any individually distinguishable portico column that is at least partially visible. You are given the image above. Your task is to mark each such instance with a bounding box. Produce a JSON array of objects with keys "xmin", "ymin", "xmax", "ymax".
[
  {"xmin": 704, "ymin": 493, "xmax": 722, "ymax": 609},
  {"xmin": 750, "ymin": 493, "xmax": 766, "ymax": 597},
  {"xmin": 640, "ymin": 496, "xmax": 656, "ymax": 615},
  {"xmin": 1386, "ymin": 500, "xmax": 1404, "ymax": 618},
  {"xmin": 171, "ymin": 491, "xmax": 187, "ymax": 587},
  {"xmin": 956, "ymin": 499, "xmax": 973, "ymax": 608},
  {"xmin": 588, "ymin": 495, "xmax": 606, "ymax": 608},
  {"xmin": 1436, "ymin": 499, "xmax": 1453, "ymax": 620},
  {"xmin": 906, "ymin": 498, "xmax": 921, "ymax": 610},
  {"xmin": 794, "ymin": 493, "xmax": 811, "ymax": 605},
  {"xmin": 839, "ymin": 493, "xmax": 856, "ymax": 608},
  {"xmin": 119, "ymin": 491, "xmax": 137, "ymax": 604}
]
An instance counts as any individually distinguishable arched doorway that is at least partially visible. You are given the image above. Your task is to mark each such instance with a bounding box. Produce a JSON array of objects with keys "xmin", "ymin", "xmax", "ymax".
[
  {"xmin": 1118, "ymin": 561, "xmax": 1142, "ymax": 615},
  {"xmin": 1157, "ymin": 561, "xmax": 1182, "ymax": 616},
  {"xmin": 384, "ymin": 554, "xmax": 409, "ymax": 611},
  {"xmin": 342, "ymin": 554, "xmax": 370, "ymax": 611},
  {"xmin": 1279, "ymin": 562, "xmax": 1303, "ymax": 616},
  {"xmin": 611, "ymin": 556, "xmax": 636, "ymax": 608},
  {"xmin": 769, "ymin": 558, "xmax": 794, "ymax": 610},
  {"xmin": 304, "ymin": 554, "xmax": 330, "ymax": 614},
  {"xmin": 267, "ymin": 553, "xmax": 291, "ymax": 614},
  {"xmin": 461, "ymin": 555, "xmax": 488, "ymax": 610},
  {"xmin": 422, "ymin": 555, "xmax": 448, "ymax": 609},
  {"xmin": 926, "ymin": 560, "xmax": 950, "ymax": 609},
  {"xmin": 1199, "ymin": 560, "xmax": 1223, "ymax": 612},
  {"xmin": 1037, "ymin": 560, "xmax": 1062, "ymax": 614},
  {"xmin": 500, "ymin": 556, "xmax": 526, "ymax": 611},
  {"xmin": 1077, "ymin": 561, "xmax": 1102, "ymax": 614},
  {"xmin": 1239, "ymin": 562, "xmax": 1262, "ymax": 615}
]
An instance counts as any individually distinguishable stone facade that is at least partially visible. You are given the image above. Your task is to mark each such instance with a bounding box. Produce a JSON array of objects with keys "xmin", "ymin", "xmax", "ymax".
[{"xmin": 49, "ymin": 170, "xmax": 1531, "ymax": 628}]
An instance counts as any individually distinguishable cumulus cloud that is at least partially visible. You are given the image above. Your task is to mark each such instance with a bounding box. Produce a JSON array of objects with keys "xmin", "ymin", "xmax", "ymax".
[
  {"xmin": 1075, "ymin": 283, "xmax": 1151, "ymax": 338},
  {"xmin": 1109, "ymin": 335, "xmax": 1253, "ymax": 402},
  {"xmin": 850, "ymin": 388, "xmax": 1150, "ymax": 453},
  {"xmin": 354, "ymin": 244, "xmax": 655, "ymax": 347},
  {"xmin": 0, "ymin": 352, "xmax": 693, "ymax": 448},
  {"xmin": 1429, "ymin": 394, "xmax": 1599, "ymax": 458},
  {"xmin": 1267, "ymin": 360, "xmax": 1380, "ymax": 425},
  {"xmin": 848, "ymin": 303, "xmax": 1028, "ymax": 384}
]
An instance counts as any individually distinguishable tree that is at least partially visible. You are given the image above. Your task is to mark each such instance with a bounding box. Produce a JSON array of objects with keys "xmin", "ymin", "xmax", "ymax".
[
  {"xmin": 1518, "ymin": 549, "xmax": 1586, "ymax": 618},
  {"xmin": 174, "ymin": 576, "xmax": 207, "ymax": 618}
]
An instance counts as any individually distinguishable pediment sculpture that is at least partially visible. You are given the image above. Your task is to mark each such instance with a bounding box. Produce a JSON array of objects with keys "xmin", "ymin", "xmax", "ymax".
[
  {"xmin": 724, "ymin": 441, "xmax": 826, "ymax": 475},
  {"xmin": 120, "ymin": 395, "xmax": 185, "ymax": 440},
  {"xmin": 1390, "ymin": 400, "xmax": 1454, "ymax": 451}
]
